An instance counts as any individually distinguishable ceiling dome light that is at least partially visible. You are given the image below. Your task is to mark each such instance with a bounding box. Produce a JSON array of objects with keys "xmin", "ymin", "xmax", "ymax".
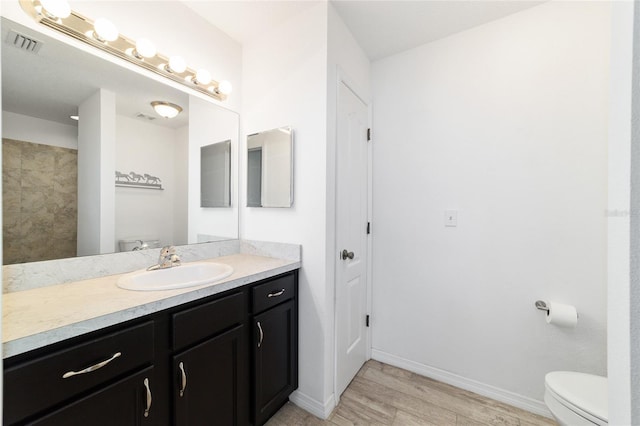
[
  {"xmin": 167, "ymin": 56, "xmax": 187, "ymax": 74},
  {"xmin": 39, "ymin": 0, "xmax": 71, "ymax": 19},
  {"xmin": 70, "ymin": 115, "xmax": 79, "ymax": 121},
  {"xmin": 194, "ymin": 69, "xmax": 211, "ymax": 85},
  {"xmin": 93, "ymin": 18, "xmax": 119, "ymax": 42},
  {"xmin": 134, "ymin": 38, "xmax": 156, "ymax": 59},
  {"xmin": 151, "ymin": 101, "xmax": 182, "ymax": 119},
  {"xmin": 218, "ymin": 80, "xmax": 233, "ymax": 95}
]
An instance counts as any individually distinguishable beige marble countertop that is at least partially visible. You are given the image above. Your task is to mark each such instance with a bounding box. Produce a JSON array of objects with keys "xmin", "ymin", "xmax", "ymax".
[{"xmin": 3, "ymin": 254, "xmax": 300, "ymax": 358}]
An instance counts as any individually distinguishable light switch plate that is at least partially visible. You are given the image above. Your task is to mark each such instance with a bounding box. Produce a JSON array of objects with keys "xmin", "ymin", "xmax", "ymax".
[{"xmin": 445, "ymin": 210, "xmax": 458, "ymax": 227}]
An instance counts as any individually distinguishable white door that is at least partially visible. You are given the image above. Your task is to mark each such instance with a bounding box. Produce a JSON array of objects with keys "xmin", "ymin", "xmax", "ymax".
[{"xmin": 335, "ymin": 81, "xmax": 369, "ymax": 398}]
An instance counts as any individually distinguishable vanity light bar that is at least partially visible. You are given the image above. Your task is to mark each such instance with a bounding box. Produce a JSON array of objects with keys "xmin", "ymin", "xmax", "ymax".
[{"xmin": 19, "ymin": 0, "xmax": 229, "ymax": 101}]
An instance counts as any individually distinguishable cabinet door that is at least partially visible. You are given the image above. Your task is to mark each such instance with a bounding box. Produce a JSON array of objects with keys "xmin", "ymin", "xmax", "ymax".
[
  {"xmin": 173, "ymin": 325, "xmax": 248, "ymax": 426},
  {"xmin": 253, "ymin": 300, "xmax": 298, "ymax": 426},
  {"xmin": 29, "ymin": 367, "xmax": 155, "ymax": 426}
]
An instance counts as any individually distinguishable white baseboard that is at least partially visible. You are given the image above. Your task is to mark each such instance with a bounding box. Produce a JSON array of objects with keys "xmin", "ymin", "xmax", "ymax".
[
  {"xmin": 289, "ymin": 390, "xmax": 336, "ymax": 420},
  {"xmin": 371, "ymin": 349, "xmax": 552, "ymax": 419}
]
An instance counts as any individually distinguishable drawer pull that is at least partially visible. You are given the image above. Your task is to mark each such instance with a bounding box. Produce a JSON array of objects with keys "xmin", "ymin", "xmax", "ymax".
[
  {"xmin": 178, "ymin": 362, "xmax": 187, "ymax": 397},
  {"xmin": 143, "ymin": 378, "xmax": 152, "ymax": 417},
  {"xmin": 257, "ymin": 321, "xmax": 264, "ymax": 348},
  {"xmin": 267, "ymin": 289, "xmax": 286, "ymax": 298},
  {"xmin": 62, "ymin": 352, "xmax": 122, "ymax": 379}
]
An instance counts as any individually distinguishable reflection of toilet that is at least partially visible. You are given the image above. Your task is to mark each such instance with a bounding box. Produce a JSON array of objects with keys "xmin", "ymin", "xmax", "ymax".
[
  {"xmin": 544, "ymin": 371, "xmax": 607, "ymax": 425},
  {"xmin": 118, "ymin": 239, "xmax": 161, "ymax": 252}
]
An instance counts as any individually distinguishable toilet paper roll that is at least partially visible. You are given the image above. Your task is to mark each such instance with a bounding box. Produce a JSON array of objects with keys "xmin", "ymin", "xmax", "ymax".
[{"xmin": 546, "ymin": 302, "xmax": 578, "ymax": 328}]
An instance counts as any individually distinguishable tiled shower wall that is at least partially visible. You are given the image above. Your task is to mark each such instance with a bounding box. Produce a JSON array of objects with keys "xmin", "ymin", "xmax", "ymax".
[{"xmin": 3, "ymin": 139, "xmax": 78, "ymax": 265}]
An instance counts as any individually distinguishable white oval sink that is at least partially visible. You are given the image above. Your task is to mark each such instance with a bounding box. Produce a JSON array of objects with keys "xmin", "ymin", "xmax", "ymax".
[{"xmin": 117, "ymin": 262, "xmax": 234, "ymax": 291}]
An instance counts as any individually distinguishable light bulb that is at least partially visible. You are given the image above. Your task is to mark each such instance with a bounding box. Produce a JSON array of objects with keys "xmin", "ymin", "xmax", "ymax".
[
  {"xmin": 218, "ymin": 80, "xmax": 233, "ymax": 95},
  {"xmin": 39, "ymin": 0, "xmax": 71, "ymax": 19},
  {"xmin": 194, "ymin": 69, "xmax": 211, "ymax": 85},
  {"xmin": 134, "ymin": 38, "xmax": 156, "ymax": 59},
  {"xmin": 167, "ymin": 56, "xmax": 187, "ymax": 73},
  {"xmin": 94, "ymin": 18, "xmax": 119, "ymax": 42}
]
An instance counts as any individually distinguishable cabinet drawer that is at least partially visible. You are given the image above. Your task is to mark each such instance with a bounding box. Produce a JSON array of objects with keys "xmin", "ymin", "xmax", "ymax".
[
  {"xmin": 252, "ymin": 273, "xmax": 295, "ymax": 314},
  {"xmin": 4, "ymin": 321, "xmax": 154, "ymax": 425},
  {"xmin": 30, "ymin": 366, "xmax": 155, "ymax": 426},
  {"xmin": 172, "ymin": 291, "xmax": 246, "ymax": 351}
]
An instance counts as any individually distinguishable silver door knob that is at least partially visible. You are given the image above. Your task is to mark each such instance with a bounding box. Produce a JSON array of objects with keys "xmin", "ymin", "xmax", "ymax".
[{"xmin": 341, "ymin": 249, "xmax": 354, "ymax": 260}]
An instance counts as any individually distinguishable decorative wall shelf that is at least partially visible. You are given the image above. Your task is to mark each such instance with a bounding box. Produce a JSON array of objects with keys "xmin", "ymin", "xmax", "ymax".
[
  {"xmin": 116, "ymin": 183, "xmax": 164, "ymax": 190},
  {"xmin": 115, "ymin": 171, "xmax": 163, "ymax": 190}
]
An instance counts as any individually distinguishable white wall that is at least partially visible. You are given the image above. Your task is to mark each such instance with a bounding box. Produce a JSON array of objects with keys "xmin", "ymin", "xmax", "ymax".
[
  {"xmin": 115, "ymin": 115, "xmax": 184, "ymax": 248},
  {"xmin": 174, "ymin": 126, "xmax": 189, "ymax": 246},
  {"xmin": 77, "ymin": 89, "xmax": 116, "ymax": 256},
  {"xmin": 629, "ymin": 2, "xmax": 640, "ymax": 423},
  {"xmin": 2, "ymin": 111, "xmax": 77, "ymax": 149},
  {"xmin": 608, "ymin": 1, "xmax": 635, "ymax": 423},
  {"xmin": 371, "ymin": 1, "xmax": 609, "ymax": 414},
  {"xmin": 241, "ymin": 2, "xmax": 331, "ymax": 415}
]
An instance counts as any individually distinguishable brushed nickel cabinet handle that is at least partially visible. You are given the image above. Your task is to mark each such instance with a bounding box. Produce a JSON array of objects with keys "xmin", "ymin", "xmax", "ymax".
[
  {"xmin": 62, "ymin": 352, "xmax": 122, "ymax": 379},
  {"xmin": 178, "ymin": 362, "xmax": 187, "ymax": 397},
  {"xmin": 267, "ymin": 289, "xmax": 285, "ymax": 298},
  {"xmin": 143, "ymin": 378, "xmax": 152, "ymax": 417},
  {"xmin": 257, "ymin": 321, "xmax": 264, "ymax": 348}
]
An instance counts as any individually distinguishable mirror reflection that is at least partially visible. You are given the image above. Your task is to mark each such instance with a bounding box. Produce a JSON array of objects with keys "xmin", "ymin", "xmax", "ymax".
[
  {"xmin": 201, "ymin": 141, "xmax": 231, "ymax": 208},
  {"xmin": 247, "ymin": 126, "xmax": 293, "ymax": 208},
  {"xmin": 1, "ymin": 17, "xmax": 239, "ymax": 265}
]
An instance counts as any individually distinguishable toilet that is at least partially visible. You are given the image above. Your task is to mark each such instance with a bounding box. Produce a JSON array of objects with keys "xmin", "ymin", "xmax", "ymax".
[
  {"xmin": 118, "ymin": 238, "xmax": 161, "ymax": 252},
  {"xmin": 544, "ymin": 371, "xmax": 608, "ymax": 425}
]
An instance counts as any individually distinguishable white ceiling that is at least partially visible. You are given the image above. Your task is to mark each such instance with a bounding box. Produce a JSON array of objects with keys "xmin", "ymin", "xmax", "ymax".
[
  {"xmin": 331, "ymin": 1, "xmax": 545, "ymax": 60},
  {"xmin": 184, "ymin": 0, "xmax": 544, "ymax": 60},
  {"xmin": 182, "ymin": 1, "xmax": 320, "ymax": 45}
]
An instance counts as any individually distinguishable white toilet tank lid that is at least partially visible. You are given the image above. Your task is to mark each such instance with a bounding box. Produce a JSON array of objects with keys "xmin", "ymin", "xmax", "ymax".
[{"xmin": 545, "ymin": 371, "xmax": 608, "ymax": 423}]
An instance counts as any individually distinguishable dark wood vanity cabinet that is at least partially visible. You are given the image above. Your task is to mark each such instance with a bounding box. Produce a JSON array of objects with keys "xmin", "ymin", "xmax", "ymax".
[
  {"xmin": 251, "ymin": 273, "xmax": 298, "ymax": 426},
  {"xmin": 3, "ymin": 270, "xmax": 298, "ymax": 426},
  {"xmin": 173, "ymin": 326, "xmax": 248, "ymax": 426},
  {"xmin": 171, "ymin": 291, "xmax": 249, "ymax": 426}
]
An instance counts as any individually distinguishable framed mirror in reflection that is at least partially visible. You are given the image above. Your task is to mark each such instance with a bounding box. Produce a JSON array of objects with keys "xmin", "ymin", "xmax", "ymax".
[
  {"xmin": 1, "ymin": 17, "xmax": 239, "ymax": 265},
  {"xmin": 201, "ymin": 141, "xmax": 231, "ymax": 208},
  {"xmin": 247, "ymin": 126, "xmax": 293, "ymax": 208}
]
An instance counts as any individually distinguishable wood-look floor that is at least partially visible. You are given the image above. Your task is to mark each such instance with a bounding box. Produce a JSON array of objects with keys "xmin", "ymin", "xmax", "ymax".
[{"xmin": 266, "ymin": 360, "xmax": 557, "ymax": 426}]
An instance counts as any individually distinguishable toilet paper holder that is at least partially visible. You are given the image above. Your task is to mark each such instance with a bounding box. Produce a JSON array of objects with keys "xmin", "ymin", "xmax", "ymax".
[{"xmin": 535, "ymin": 300, "xmax": 549, "ymax": 312}]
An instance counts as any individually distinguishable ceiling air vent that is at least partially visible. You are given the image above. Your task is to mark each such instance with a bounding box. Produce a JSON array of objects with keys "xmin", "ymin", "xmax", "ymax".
[
  {"xmin": 136, "ymin": 113, "xmax": 156, "ymax": 121},
  {"xmin": 6, "ymin": 30, "xmax": 42, "ymax": 54}
]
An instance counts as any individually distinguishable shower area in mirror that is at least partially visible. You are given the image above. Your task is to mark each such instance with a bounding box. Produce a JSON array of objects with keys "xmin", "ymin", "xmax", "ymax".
[{"xmin": 2, "ymin": 138, "xmax": 78, "ymax": 264}]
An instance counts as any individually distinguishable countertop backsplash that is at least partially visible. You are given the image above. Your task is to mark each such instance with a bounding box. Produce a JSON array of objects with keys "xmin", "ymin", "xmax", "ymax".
[{"xmin": 3, "ymin": 239, "xmax": 300, "ymax": 293}]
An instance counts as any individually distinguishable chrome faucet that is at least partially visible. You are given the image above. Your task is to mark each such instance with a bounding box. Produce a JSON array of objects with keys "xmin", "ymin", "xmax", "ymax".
[{"xmin": 147, "ymin": 246, "xmax": 181, "ymax": 271}]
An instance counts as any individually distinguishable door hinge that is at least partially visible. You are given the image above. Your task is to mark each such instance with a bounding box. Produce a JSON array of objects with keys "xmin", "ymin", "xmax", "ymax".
[
  {"xmin": 367, "ymin": 128, "xmax": 371, "ymax": 141},
  {"xmin": 366, "ymin": 314, "xmax": 370, "ymax": 327},
  {"xmin": 366, "ymin": 222, "xmax": 371, "ymax": 235}
]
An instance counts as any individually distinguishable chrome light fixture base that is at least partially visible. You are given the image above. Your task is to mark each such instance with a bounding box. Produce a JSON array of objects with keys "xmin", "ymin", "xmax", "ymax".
[{"xmin": 20, "ymin": 0, "xmax": 229, "ymax": 101}]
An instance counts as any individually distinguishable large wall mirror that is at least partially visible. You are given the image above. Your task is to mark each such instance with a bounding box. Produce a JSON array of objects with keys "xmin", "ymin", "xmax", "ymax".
[
  {"xmin": 1, "ymin": 17, "xmax": 239, "ymax": 265},
  {"xmin": 247, "ymin": 126, "xmax": 293, "ymax": 208}
]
